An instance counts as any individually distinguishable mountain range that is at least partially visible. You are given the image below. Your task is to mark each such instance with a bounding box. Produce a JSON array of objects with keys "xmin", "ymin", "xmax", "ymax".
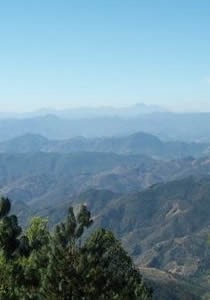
[
  {"xmin": 0, "ymin": 103, "xmax": 167, "ymax": 119},
  {"xmin": 1, "ymin": 111, "xmax": 210, "ymax": 142},
  {"xmin": 1, "ymin": 115, "xmax": 210, "ymax": 298},
  {"xmin": 17, "ymin": 175, "xmax": 209, "ymax": 277},
  {"xmin": 8, "ymin": 173, "xmax": 210, "ymax": 299},
  {"xmin": 0, "ymin": 132, "xmax": 208, "ymax": 159}
]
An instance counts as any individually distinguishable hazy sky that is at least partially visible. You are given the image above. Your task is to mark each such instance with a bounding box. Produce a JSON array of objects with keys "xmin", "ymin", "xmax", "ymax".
[{"xmin": 1, "ymin": 0, "xmax": 210, "ymax": 112}]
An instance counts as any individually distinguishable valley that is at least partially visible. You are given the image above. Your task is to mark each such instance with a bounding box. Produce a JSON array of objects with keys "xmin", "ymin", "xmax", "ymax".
[{"xmin": 1, "ymin": 121, "xmax": 210, "ymax": 298}]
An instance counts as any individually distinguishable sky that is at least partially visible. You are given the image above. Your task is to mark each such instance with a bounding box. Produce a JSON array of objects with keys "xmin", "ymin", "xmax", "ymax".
[{"xmin": 0, "ymin": 0, "xmax": 210, "ymax": 112}]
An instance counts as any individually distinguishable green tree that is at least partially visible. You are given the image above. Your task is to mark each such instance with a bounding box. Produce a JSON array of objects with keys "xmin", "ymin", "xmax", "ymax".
[
  {"xmin": 0, "ymin": 198, "xmax": 152, "ymax": 300},
  {"xmin": 20, "ymin": 217, "xmax": 50, "ymax": 299},
  {"xmin": 0, "ymin": 197, "xmax": 22, "ymax": 259},
  {"xmin": 41, "ymin": 205, "xmax": 93, "ymax": 299},
  {"xmin": 0, "ymin": 197, "xmax": 26, "ymax": 299},
  {"xmin": 0, "ymin": 198, "xmax": 49, "ymax": 299},
  {"xmin": 41, "ymin": 205, "xmax": 152, "ymax": 300},
  {"xmin": 80, "ymin": 228, "xmax": 152, "ymax": 300}
]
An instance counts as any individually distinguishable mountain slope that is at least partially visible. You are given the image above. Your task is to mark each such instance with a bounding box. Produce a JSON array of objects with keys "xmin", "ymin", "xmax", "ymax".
[
  {"xmin": 3, "ymin": 153, "xmax": 210, "ymax": 210},
  {"xmin": 140, "ymin": 268, "xmax": 209, "ymax": 300},
  {"xmin": 32, "ymin": 176, "xmax": 210, "ymax": 278},
  {"xmin": 0, "ymin": 152, "xmax": 156, "ymax": 208},
  {"xmin": 93, "ymin": 176, "xmax": 210, "ymax": 277}
]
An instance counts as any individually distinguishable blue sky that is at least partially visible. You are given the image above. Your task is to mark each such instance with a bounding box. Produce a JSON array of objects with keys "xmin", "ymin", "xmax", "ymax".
[{"xmin": 0, "ymin": 0, "xmax": 210, "ymax": 112}]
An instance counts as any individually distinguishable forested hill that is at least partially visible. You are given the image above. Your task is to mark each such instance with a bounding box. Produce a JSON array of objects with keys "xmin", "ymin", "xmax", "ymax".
[
  {"xmin": 1, "ymin": 135, "xmax": 210, "ymax": 298},
  {"xmin": 9, "ymin": 175, "xmax": 210, "ymax": 279},
  {"xmin": 0, "ymin": 197, "xmax": 152, "ymax": 299},
  {"xmin": 25, "ymin": 176, "xmax": 210, "ymax": 278},
  {"xmin": 9, "ymin": 175, "xmax": 210, "ymax": 299}
]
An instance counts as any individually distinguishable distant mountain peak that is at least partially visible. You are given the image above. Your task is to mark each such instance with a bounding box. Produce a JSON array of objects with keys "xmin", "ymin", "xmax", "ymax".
[{"xmin": 0, "ymin": 103, "xmax": 168, "ymax": 120}]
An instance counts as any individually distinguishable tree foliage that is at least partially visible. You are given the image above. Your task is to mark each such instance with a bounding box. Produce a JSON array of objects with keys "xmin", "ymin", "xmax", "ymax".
[{"xmin": 0, "ymin": 197, "xmax": 152, "ymax": 299}]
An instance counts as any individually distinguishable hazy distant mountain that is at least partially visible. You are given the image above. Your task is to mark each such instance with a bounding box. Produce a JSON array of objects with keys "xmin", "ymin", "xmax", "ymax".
[
  {"xmin": 1, "ymin": 112, "xmax": 210, "ymax": 142},
  {"xmin": 0, "ymin": 134, "xmax": 52, "ymax": 153},
  {"xmin": 32, "ymin": 103, "xmax": 168, "ymax": 118},
  {"xmin": 0, "ymin": 132, "xmax": 208, "ymax": 159},
  {"xmin": 0, "ymin": 103, "xmax": 168, "ymax": 119}
]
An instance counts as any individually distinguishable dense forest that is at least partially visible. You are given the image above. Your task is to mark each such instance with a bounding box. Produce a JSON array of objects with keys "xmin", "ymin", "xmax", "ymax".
[{"xmin": 0, "ymin": 196, "xmax": 152, "ymax": 299}]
